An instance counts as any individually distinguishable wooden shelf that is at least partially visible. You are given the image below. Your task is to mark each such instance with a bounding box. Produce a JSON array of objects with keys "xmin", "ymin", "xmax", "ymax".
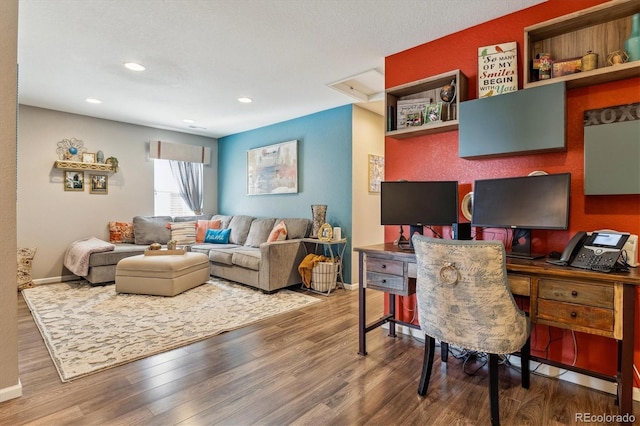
[
  {"xmin": 524, "ymin": 0, "xmax": 640, "ymax": 88},
  {"xmin": 385, "ymin": 69, "xmax": 468, "ymax": 139},
  {"xmin": 53, "ymin": 160, "xmax": 115, "ymax": 172}
]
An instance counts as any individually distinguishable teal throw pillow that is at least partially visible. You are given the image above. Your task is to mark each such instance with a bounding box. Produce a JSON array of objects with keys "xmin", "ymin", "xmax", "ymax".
[{"xmin": 204, "ymin": 228, "xmax": 231, "ymax": 244}]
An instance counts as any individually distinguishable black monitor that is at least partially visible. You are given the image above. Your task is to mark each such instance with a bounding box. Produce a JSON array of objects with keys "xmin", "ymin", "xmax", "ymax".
[
  {"xmin": 381, "ymin": 181, "xmax": 459, "ymax": 247},
  {"xmin": 471, "ymin": 173, "xmax": 571, "ymax": 259}
]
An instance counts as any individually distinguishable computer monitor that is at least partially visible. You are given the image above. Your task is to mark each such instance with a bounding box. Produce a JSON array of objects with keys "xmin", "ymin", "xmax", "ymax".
[
  {"xmin": 471, "ymin": 172, "xmax": 571, "ymax": 259},
  {"xmin": 381, "ymin": 181, "xmax": 459, "ymax": 247}
]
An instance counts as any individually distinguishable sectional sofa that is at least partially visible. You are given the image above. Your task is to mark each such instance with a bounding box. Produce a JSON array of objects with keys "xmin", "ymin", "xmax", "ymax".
[{"xmin": 84, "ymin": 214, "xmax": 312, "ymax": 293}]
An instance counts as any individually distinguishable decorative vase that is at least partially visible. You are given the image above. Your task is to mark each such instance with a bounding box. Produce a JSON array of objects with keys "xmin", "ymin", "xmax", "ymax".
[
  {"xmin": 310, "ymin": 204, "xmax": 327, "ymax": 238},
  {"xmin": 625, "ymin": 13, "xmax": 640, "ymax": 62},
  {"xmin": 96, "ymin": 150, "xmax": 105, "ymax": 164}
]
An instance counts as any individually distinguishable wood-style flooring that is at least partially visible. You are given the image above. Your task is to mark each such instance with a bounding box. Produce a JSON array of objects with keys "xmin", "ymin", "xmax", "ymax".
[{"xmin": 1, "ymin": 285, "xmax": 637, "ymax": 425}]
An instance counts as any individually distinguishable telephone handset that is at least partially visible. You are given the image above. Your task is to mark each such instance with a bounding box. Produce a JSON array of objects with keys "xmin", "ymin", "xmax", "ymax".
[
  {"xmin": 548, "ymin": 231, "xmax": 630, "ymax": 272},
  {"xmin": 547, "ymin": 231, "xmax": 587, "ymax": 266}
]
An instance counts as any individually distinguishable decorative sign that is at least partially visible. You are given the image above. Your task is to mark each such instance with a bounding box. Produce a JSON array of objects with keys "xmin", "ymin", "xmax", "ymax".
[{"xmin": 478, "ymin": 42, "xmax": 518, "ymax": 98}]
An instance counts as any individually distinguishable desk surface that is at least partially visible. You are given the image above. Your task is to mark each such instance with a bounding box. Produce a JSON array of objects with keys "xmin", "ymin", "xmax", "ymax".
[{"xmin": 355, "ymin": 242, "xmax": 640, "ymax": 285}]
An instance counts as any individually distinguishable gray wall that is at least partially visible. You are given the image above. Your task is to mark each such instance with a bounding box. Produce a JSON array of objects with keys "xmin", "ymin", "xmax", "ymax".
[{"xmin": 17, "ymin": 106, "xmax": 218, "ymax": 280}]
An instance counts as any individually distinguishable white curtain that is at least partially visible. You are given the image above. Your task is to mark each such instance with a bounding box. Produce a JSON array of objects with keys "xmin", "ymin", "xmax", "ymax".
[{"xmin": 169, "ymin": 160, "xmax": 203, "ymax": 215}]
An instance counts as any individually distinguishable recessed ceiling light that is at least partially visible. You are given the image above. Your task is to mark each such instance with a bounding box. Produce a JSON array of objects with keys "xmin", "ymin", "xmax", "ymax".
[
  {"xmin": 124, "ymin": 62, "xmax": 146, "ymax": 71},
  {"xmin": 238, "ymin": 97, "xmax": 253, "ymax": 103},
  {"xmin": 183, "ymin": 119, "xmax": 195, "ymax": 124},
  {"xmin": 86, "ymin": 98, "xmax": 102, "ymax": 104}
]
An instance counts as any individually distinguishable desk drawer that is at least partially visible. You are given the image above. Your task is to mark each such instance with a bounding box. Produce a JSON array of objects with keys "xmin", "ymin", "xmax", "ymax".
[
  {"xmin": 508, "ymin": 275, "xmax": 530, "ymax": 297},
  {"xmin": 538, "ymin": 279, "xmax": 613, "ymax": 309},
  {"xmin": 366, "ymin": 271, "xmax": 405, "ymax": 293},
  {"xmin": 367, "ymin": 258, "xmax": 404, "ymax": 276},
  {"xmin": 537, "ymin": 299, "xmax": 614, "ymax": 332}
]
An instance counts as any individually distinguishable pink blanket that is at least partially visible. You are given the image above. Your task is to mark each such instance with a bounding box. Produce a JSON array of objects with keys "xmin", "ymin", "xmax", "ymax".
[{"xmin": 64, "ymin": 237, "xmax": 115, "ymax": 277}]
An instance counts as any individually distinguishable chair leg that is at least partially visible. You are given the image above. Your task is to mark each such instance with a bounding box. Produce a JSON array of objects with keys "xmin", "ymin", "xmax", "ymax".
[
  {"xmin": 521, "ymin": 336, "xmax": 530, "ymax": 389},
  {"xmin": 418, "ymin": 335, "xmax": 436, "ymax": 396},
  {"xmin": 440, "ymin": 341, "xmax": 449, "ymax": 363},
  {"xmin": 489, "ymin": 353, "xmax": 500, "ymax": 426}
]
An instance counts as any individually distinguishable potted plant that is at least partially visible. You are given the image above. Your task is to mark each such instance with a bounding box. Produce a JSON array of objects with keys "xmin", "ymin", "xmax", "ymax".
[{"xmin": 167, "ymin": 239, "xmax": 177, "ymax": 250}]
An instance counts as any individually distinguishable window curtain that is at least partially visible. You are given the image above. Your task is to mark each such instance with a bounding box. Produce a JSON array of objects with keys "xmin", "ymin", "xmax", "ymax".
[{"xmin": 169, "ymin": 160, "xmax": 203, "ymax": 215}]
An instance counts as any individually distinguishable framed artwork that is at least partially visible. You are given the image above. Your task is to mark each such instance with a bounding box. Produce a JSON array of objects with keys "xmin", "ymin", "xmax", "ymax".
[
  {"xmin": 64, "ymin": 171, "xmax": 84, "ymax": 191},
  {"xmin": 247, "ymin": 140, "xmax": 298, "ymax": 195},
  {"xmin": 82, "ymin": 152, "xmax": 96, "ymax": 163},
  {"xmin": 368, "ymin": 154, "xmax": 384, "ymax": 193},
  {"xmin": 318, "ymin": 223, "xmax": 333, "ymax": 242},
  {"xmin": 425, "ymin": 103, "xmax": 443, "ymax": 123},
  {"xmin": 89, "ymin": 174, "xmax": 108, "ymax": 194}
]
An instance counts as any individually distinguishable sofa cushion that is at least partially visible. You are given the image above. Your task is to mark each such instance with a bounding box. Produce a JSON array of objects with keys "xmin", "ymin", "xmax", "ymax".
[
  {"xmin": 227, "ymin": 215, "xmax": 255, "ymax": 245},
  {"xmin": 207, "ymin": 247, "xmax": 239, "ymax": 265},
  {"xmin": 173, "ymin": 214, "xmax": 211, "ymax": 222},
  {"xmin": 108, "ymin": 221, "xmax": 135, "ymax": 243},
  {"xmin": 211, "ymin": 214, "xmax": 233, "ymax": 229},
  {"xmin": 88, "ymin": 244, "xmax": 148, "ymax": 267},
  {"xmin": 232, "ymin": 248, "xmax": 261, "ymax": 271},
  {"xmin": 133, "ymin": 216, "xmax": 172, "ymax": 244},
  {"xmin": 268, "ymin": 220, "xmax": 288, "ymax": 242},
  {"xmin": 205, "ymin": 228, "xmax": 231, "ymax": 244},
  {"xmin": 244, "ymin": 218, "xmax": 276, "ymax": 247},
  {"xmin": 275, "ymin": 218, "xmax": 311, "ymax": 239}
]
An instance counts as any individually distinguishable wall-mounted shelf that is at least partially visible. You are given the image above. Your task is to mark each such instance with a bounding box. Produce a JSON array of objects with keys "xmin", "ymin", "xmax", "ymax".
[
  {"xmin": 524, "ymin": 0, "xmax": 640, "ymax": 89},
  {"xmin": 53, "ymin": 160, "xmax": 115, "ymax": 172},
  {"xmin": 385, "ymin": 69, "xmax": 468, "ymax": 140}
]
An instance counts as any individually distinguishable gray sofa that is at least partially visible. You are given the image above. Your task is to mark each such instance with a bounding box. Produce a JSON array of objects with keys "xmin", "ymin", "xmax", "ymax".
[{"xmin": 85, "ymin": 214, "xmax": 312, "ymax": 293}]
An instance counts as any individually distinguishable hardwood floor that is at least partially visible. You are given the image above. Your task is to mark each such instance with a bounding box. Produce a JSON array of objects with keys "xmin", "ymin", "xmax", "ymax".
[{"xmin": 1, "ymin": 286, "xmax": 637, "ymax": 425}]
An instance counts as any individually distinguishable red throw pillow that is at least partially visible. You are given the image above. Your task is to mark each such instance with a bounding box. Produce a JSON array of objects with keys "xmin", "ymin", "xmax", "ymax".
[{"xmin": 109, "ymin": 221, "xmax": 134, "ymax": 243}]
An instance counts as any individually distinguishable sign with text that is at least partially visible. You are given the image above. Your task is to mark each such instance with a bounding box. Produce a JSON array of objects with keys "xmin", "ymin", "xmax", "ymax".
[{"xmin": 478, "ymin": 42, "xmax": 517, "ymax": 98}]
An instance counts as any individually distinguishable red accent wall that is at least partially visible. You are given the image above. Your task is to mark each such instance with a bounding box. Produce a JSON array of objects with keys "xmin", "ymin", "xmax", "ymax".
[{"xmin": 384, "ymin": 0, "xmax": 640, "ymax": 383}]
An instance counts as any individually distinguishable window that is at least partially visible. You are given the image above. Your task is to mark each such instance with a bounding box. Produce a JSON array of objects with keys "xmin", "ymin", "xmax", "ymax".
[{"xmin": 154, "ymin": 159, "xmax": 193, "ymax": 216}]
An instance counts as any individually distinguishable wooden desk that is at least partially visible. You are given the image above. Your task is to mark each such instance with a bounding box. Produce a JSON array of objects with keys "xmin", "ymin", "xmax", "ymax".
[{"xmin": 355, "ymin": 243, "xmax": 640, "ymax": 419}]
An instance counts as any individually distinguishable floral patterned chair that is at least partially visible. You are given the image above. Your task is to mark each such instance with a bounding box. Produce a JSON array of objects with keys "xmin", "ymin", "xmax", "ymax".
[{"xmin": 411, "ymin": 235, "xmax": 531, "ymax": 426}]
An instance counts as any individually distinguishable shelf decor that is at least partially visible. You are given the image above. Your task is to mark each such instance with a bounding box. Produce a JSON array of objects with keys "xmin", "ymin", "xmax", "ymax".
[
  {"xmin": 478, "ymin": 41, "xmax": 518, "ymax": 98},
  {"xmin": 246, "ymin": 140, "xmax": 297, "ymax": 195},
  {"xmin": 56, "ymin": 137, "xmax": 87, "ymax": 161}
]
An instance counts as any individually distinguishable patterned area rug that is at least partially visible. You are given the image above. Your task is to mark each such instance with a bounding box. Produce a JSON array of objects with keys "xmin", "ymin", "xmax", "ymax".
[{"xmin": 21, "ymin": 278, "xmax": 321, "ymax": 382}]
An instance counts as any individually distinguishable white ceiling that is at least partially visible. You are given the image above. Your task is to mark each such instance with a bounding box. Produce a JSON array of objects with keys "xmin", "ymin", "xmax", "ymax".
[{"xmin": 17, "ymin": 0, "xmax": 545, "ymax": 139}]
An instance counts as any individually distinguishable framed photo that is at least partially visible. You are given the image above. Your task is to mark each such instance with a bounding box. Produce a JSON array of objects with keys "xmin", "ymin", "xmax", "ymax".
[
  {"xmin": 89, "ymin": 174, "xmax": 108, "ymax": 194},
  {"xmin": 425, "ymin": 103, "xmax": 443, "ymax": 123},
  {"xmin": 82, "ymin": 152, "xmax": 96, "ymax": 163},
  {"xmin": 368, "ymin": 154, "xmax": 384, "ymax": 193},
  {"xmin": 318, "ymin": 223, "xmax": 333, "ymax": 242},
  {"xmin": 64, "ymin": 171, "xmax": 84, "ymax": 191},
  {"xmin": 247, "ymin": 140, "xmax": 298, "ymax": 195}
]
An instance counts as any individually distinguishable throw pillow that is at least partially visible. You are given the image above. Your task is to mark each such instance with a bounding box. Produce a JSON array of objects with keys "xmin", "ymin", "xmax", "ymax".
[
  {"xmin": 195, "ymin": 219, "xmax": 221, "ymax": 243},
  {"xmin": 17, "ymin": 247, "xmax": 37, "ymax": 291},
  {"xmin": 267, "ymin": 220, "xmax": 288, "ymax": 242},
  {"xmin": 168, "ymin": 221, "xmax": 197, "ymax": 245},
  {"xmin": 108, "ymin": 221, "xmax": 135, "ymax": 243},
  {"xmin": 204, "ymin": 228, "xmax": 231, "ymax": 244}
]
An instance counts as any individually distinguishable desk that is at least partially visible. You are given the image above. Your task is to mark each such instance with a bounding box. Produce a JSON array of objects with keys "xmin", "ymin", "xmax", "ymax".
[{"xmin": 355, "ymin": 243, "xmax": 640, "ymax": 419}]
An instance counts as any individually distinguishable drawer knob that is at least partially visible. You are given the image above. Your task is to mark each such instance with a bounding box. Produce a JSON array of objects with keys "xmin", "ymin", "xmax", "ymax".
[
  {"xmin": 382, "ymin": 279, "xmax": 386, "ymax": 283},
  {"xmin": 382, "ymin": 264, "xmax": 387, "ymax": 269},
  {"xmin": 571, "ymin": 290, "xmax": 578, "ymax": 297},
  {"xmin": 570, "ymin": 312, "xmax": 577, "ymax": 318}
]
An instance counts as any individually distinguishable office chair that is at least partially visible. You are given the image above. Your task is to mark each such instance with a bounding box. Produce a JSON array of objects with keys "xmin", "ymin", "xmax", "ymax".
[{"xmin": 411, "ymin": 235, "xmax": 530, "ymax": 426}]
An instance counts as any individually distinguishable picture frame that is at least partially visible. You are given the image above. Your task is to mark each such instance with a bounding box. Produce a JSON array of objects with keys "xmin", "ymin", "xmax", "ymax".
[
  {"xmin": 82, "ymin": 152, "xmax": 96, "ymax": 163},
  {"xmin": 318, "ymin": 223, "xmax": 333, "ymax": 242},
  {"xmin": 425, "ymin": 102, "xmax": 443, "ymax": 123},
  {"xmin": 89, "ymin": 174, "xmax": 108, "ymax": 194},
  {"xmin": 64, "ymin": 171, "xmax": 84, "ymax": 191},
  {"xmin": 247, "ymin": 140, "xmax": 298, "ymax": 195},
  {"xmin": 368, "ymin": 154, "xmax": 384, "ymax": 193}
]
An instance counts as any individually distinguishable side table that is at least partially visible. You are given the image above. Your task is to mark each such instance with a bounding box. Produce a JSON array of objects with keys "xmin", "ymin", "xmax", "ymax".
[{"xmin": 301, "ymin": 238, "xmax": 347, "ymax": 296}]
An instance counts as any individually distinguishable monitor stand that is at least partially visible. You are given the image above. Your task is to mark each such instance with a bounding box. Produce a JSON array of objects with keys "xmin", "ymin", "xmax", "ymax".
[
  {"xmin": 398, "ymin": 225, "xmax": 423, "ymax": 251},
  {"xmin": 506, "ymin": 228, "xmax": 545, "ymax": 260}
]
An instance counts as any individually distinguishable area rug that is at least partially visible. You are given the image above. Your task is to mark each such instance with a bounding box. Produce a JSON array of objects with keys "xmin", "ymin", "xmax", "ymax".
[{"xmin": 21, "ymin": 278, "xmax": 321, "ymax": 382}]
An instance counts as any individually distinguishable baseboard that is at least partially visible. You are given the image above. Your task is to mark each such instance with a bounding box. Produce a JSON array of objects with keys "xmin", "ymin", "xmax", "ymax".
[
  {"xmin": 33, "ymin": 275, "xmax": 78, "ymax": 285},
  {"xmin": 0, "ymin": 380, "xmax": 22, "ymax": 402},
  {"xmin": 387, "ymin": 324, "xmax": 640, "ymax": 401},
  {"xmin": 343, "ymin": 283, "xmax": 357, "ymax": 291}
]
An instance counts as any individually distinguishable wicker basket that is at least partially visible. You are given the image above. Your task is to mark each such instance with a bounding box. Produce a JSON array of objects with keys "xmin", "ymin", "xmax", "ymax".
[{"xmin": 311, "ymin": 261, "xmax": 338, "ymax": 292}]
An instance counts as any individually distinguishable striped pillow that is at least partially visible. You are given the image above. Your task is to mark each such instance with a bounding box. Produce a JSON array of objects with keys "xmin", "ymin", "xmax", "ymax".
[{"xmin": 169, "ymin": 221, "xmax": 197, "ymax": 245}]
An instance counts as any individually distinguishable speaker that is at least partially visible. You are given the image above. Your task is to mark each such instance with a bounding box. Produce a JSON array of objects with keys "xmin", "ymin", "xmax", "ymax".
[{"xmin": 452, "ymin": 222, "xmax": 472, "ymax": 240}]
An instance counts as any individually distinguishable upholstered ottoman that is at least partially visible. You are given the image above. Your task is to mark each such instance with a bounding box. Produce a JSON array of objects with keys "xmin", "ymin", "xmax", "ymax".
[{"xmin": 115, "ymin": 252, "xmax": 210, "ymax": 296}]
